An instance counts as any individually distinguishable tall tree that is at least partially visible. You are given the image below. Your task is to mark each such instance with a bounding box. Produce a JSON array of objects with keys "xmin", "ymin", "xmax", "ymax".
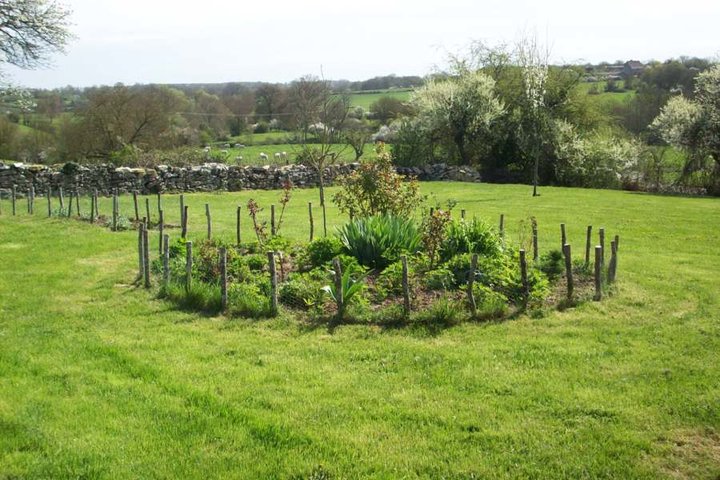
[{"xmin": 0, "ymin": 0, "xmax": 72, "ymax": 71}]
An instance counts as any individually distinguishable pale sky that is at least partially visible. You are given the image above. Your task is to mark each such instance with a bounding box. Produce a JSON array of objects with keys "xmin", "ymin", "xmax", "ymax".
[{"xmin": 4, "ymin": 0, "xmax": 719, "ymax": 89}]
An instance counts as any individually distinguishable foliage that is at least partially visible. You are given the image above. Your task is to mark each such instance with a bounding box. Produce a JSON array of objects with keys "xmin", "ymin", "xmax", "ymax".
[
  {"xmin": 412, "ymin": 71, "xmax": 504, "ymax": 165},
  {"xmin": 332, "ymin": 143, "xmax": 423, "ymax": 218},
  {"xmin": 247, "ymin": 198, "xmax": 268, "ymax": 245},
  {"xmin": 538, "ymin": 249, "xmax": 565, "ymax": 281},
  {"xmin": 279, "ymin": 270, "xmax": 326, "ymax": 310},
  {"xmin": 322, "ymin": 266, "xmax": 366, "ymax": 321},
  {"xmin": 163, "ymin": 279, "xmax": 222, "ymax": 313},
  {"xmin": 337, "ymin": 215, "xmax": 421, "ymax": 270},
  {"xmin": 228, "ymin": 282, "xmax": 273, "ymax": 318},
  {"xmin": 420, "ymin": 205, "xmax": 453, "ymax": 268},
  {"xmin": 439, "ymin": 218, "xmax": 502, "ymax": 263},
  {"xmin": 305, "ymin": 236, "xmax": 343, "ymax": 268},
  {"xmin": 376, "ymin": 258, "xmax": 416, "ymax": 296},
  {"xmin": 471, "ymin": 284, "xmax": 509, "ymax": 319},
  {"xmin": 412, "ymin": 297, "xmax": 466, "ymax": 328},
  {"xmin": 422, "ymin": 266, "xmax": 455, "ymax": 291}
]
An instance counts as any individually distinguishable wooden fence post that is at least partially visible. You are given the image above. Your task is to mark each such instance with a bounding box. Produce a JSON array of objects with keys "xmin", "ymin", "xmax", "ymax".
[
  {"xmin": 332, "ymin": 256, "xmax": 343, "ymax": 320},
  {"xmin": 531, "ymin": 218, "xmax": 539, "ymax": 262},
  {"xmin": 585, "ymin": 225, "xmax": 592, "ymax": 268},
  {"xmin": 614, "ymin": 234, "xmax": 620, "ymax": 252},
  {"xmin": 133, "ymin": 191, "xmax": 139, "ymax": 221},
  {"xmin": 112, "ymin": 193, "xmax": 118, "ymax": 230},
  {"xmin": 401, "ymin": 255, "xmax": 411, "ymax": 316},
  {"xmin": 205, "ymin": 203, "xmax": 212, "ymax": 239},
  {"xmin": 270, "ymin": 204, "xmax": 276, "ymax": 236},
  {"xmin": 220, "ymin": 247, "xmax": 228, "ymax": 311},
  {"xmin": 93, "ymin": 189, "xmax": 98, "ymax": 219},
  {"xmin": 560, "ymin": 223, "xmax": 566, "ymax": 250},
  {"xmin": 143, "ymin": 223, "xmax": 151, "ymax": 288},
  {"xmin": 145, "ymin": 197, "xmax": 151, "ymax": 225},
  {"xmin": 268, "ymin": 251, "xmax": 278, "ymax": 316},
  {"xmin": 75, "ymin": 190, "xmax": 80, "ymax": 216},
  {"xmin": 519, "ymin": 249, "xmax": 529, "ymax": 307},
  {"xmin": 157, "ymin": 192, "xmax": 162, "ymax": 217},
  {"xmin": 599, "ymin": 228, "xmax": 605, "ymax": 267},
  {"xmin": 467, "ymin": 253, "xmax": 478, "ymax": 315},
  {"xmin": 28, "ymin": 185, "xmax": 35, "ymax": 214},
  {"xmin": 308, "ymin": 202, "xmax": 314, "ymax": 242},
  {"xmin": 499, "ymin": 214, "xmax": 505, "ymax": 248},
  {"xmin": 179, "ymin": 194, "xmax": 184, "ymax": 227},
  {"xmin": 137, "ymin": 224, "xmax": 145, "ymax": 281},
  {"xmin": 563, "ymin": 243, "xmax": 573, "ymax": 301},
  {"xmin": 236, "ymin": 205, "xmax": 241, "ymax": 246},
  {"xmin": 11, "ymin": 185, "xmax": 17, "ymax": 215},
  {"xmin": 594, "ymin": 246, "xmax": 602, "ymax": 301},
  {"xmin": 181, "ymin": 205, "xmax": 189, "ymax": 238},
  {"xmin": 90, "ymin": 191, "xmax": 96, "ymax": 223},
  {"xmin": 58, "ymin": 186, "xmax": 64, "ymax": 212},
  {"xmin": 158, "ymin": 209, "xmax": 164, "ymax": 255},
  {"xmin": 67, "ymin": 189, "xmax": 73, "ymax": 218},
  {"xmin": 47, "ymin": 187, "xmax": 52, "ymax": 217},
  {"xmin": 608, "ymin": 240, "xmax": 618, "ymax": 284},
  {"xmin": 185, "ymin": 241, "xmax": 193, "ymax": 292},
  {"xmin": 461, "ymin": 209, "xmax": 466, "ymax": 220},
  {"xmin": 162, "ymin": 234, "xmax": 170, "ymax": 290}
]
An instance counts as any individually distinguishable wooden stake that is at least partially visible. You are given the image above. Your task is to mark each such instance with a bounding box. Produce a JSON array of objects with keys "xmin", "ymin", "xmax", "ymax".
[
  {"xmin": 236, "ymin": 205, "xmax": 241, "ymax": 246},
  {"xmin": 308, "ymin": 202, "xmax": 314, "ymax": 242},
  {"xmin": 143, "ymin": 223, "xmax": 151, "ymax": 289},
  {"xmin": 67, "ymin": 190, "xmax": 73, "ymax": 218},
  {"xmin": 585, "ymin": 225, "xmax": 592, "ymax": 268},
  {"xmin": 158, "ymin": 209, "xmax": 164, "ymax": 255},
  {"xmin": 162, "ymin": 234, "xmax": 170, "ymax": 290},
  {"xmin": 205, "ymin": 203, "xmax": 211, "ymax": 239},
  {"xmin": 268, "ymin": 251, "xmax": 278, "ymax": 316},
  {"xmin": 614, "ymin": 234, "xmax": 620, "ymax": 252},
  {"xmin": 499, "ymin": 214, "xmax": 505, "ymax": 247},
  {"xmin": 93, "ymin": 189, "xmax": 98, "ymax": 219},
  {"xmin": 157, "ymin": 192, "xmax": 162, "ymax": 217},
  {"xmin": 401, "ymin": 255, "xmax": 411, "ymax": 316},
  {"xmin": 47, "ymin": 187, "xmax": 52, "ymax": 217},
  {"xmin": 220, "ymin": 247, "xmax": 228, "ymax": 311},
  {"xmin": 520, "ymin": 249, "xmax": 529, "ymax": 307},
  {"xmin": 531, "ymin": 218, "xmax": 539, "ymax": 262},
  {"xmin": 270, "ymin": 204, "xmax": 276, "ymax": 236},
  {"xmin": 137, "ymin": 224, "xmax": 145, "ymax": 281},
  {"xmin": 58, "ymin": 186, "xmax": 64, "ymax": 211},
  {"xmin": 112, "ymin": 193, "xmax": 118, "ymax": 230},
  {"xmin": 560, "ymin": 223, "xmax": 566, "ymax": 250},
  {"xmin": 90, "ymin": 191, "xmax": 95, "ymax": 223},
  {"xmin": 181, "ymin": 205, "xmax": 188, "ymax": 238},
  {"xmin": 608, "ymin": 240, "xmax": 618, "ymax": 284},
  {"xmin": 563, "ymin": 243, "xmax": 573, "ymax": 300},
  {"xmin": 145, "ymin": 197, "xmax": 151, "ymax": 224},
  {"xmin": 185, "ymin": 241, "xmax": 193, "ymax": 292},
  {"xmin": 594, "ymin": 246, "xmax": 602, "ymax": 301},
  {"xmin": 11, "ymin": 185, "xmax": 16, "ymax": 215},
  {"xmin": 467, "ymin": 253, "xmax": 478, "ymax": 315},
  {"xmin": 179, "ymin": 194, "xmax": 184, "ymax": 227},
  {"xmin": 461, "ymin": 209, "xmax": 466, "ymax": 220},
  {"xmin": 332, "ymin": 256, "xmax": 343, "ymax": 320},
  {"xmin": 75, "ymin": 190, "xmax": 80, "ymax": 216},
  {"xmin": 599, "ymin": 228, "xmax": 605, "ymax": 267},
  {"xmin": 28, "ymin": 185, "xmax": 34, "ymax": 214},
  {"xmin": 133, "ymin": 191, "xmax": 139, "ymax": 221}
]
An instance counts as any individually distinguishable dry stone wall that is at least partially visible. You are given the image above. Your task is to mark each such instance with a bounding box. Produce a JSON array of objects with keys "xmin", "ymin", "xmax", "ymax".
[{"xmin": 0, "ymin": 161, "xmax": 481, "ymax": 196}]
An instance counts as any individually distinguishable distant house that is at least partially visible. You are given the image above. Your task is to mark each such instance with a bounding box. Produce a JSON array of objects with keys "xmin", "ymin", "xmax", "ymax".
[{"xmin": 623, "ymin": 61, "xmax": 645, "ymax": 77}]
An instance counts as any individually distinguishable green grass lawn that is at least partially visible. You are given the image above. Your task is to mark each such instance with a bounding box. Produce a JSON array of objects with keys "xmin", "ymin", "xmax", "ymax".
[
  {"xmin": 1, "ymin": 183, "xmax": 719, "ymax": 478},
  {"xmin": 347, "ymin": 89, "xmax": 413, "ymax": 110},
  {"xmin": 204, "ymin": 143, "xmax": 374, "ymax": 166}
]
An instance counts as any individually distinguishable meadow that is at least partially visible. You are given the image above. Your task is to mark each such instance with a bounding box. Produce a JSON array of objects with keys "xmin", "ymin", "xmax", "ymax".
[{"xmin": 0, "ymin": 183, "xmax": 719, "ymax": 478}]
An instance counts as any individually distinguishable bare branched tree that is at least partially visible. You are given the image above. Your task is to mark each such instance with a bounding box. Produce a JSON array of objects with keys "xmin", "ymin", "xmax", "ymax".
[{"xmin": 0, "ymin": 0, "xmax": 73, "ymax": 70}]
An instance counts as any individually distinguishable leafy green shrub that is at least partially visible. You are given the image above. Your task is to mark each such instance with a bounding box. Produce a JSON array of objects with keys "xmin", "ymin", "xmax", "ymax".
[
  {"xmin": 228, "ymin": 282, "xmax": 272, "ymax": 318},
  {"xmin": 412, "ymin": 297, "xmax": 465, "ymax": 328},
  {"xmin": 377, "ymin": 259, "xmax": 415, "ymax": 296},
  {"xmin": 500, "ymin": 253, "xmax": 551, "ymax": 306},
  {"xmin": 243, "ymin": 253, "xmax": 267, "ymax": 271},
  {"xmin": 337, "ymin": 215, "xmax": 421, "ymax": 270},
  {"xmin": 332, "ymin": 143, "xmax": 424, "ymax": 218},
  {"xmin": 279, "ymin": 270, "xmax": 326, "ymax": 310},
  {"xmin": 440, "ymin": 218, "xmax": 502, "ymax": 263},
  {"xmin": 472, "ymin": 284, "xmax": 508, "ymax": 320},
  {"xmin": 306, "ymin": 236, "xmax": 343, "ymax": 268},
  {"xmin": 163, "ymin": 280, "xmax": 222, "ymax": 313},
  {"xmin": 539, "ymin": 249, "xmax": 564, "ymax": 281},
  {"xmin": 423, "ymin": 267, "xmax": 455, "ymax": 291},
  {"xmin": 322, "ymin": 268, "xmax": 366, "ymax": 321}
]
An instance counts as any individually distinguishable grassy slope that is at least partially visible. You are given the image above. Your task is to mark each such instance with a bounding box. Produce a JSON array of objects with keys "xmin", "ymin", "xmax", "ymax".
[
  {"xmin": 1, "ymin": 183, "xmax": 719, "ymax": 479},
  {"xmin": 348, "ymin": 90, "xmax": 413, "ymax": 110},
  {"xmin": 202, "ymin": 143, "xmax": 375, "ymax": 165}
]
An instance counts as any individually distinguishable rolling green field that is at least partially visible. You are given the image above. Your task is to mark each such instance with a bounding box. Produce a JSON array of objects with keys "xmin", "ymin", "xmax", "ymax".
[
  {"xmin": 204, "ymin": 143, "xmax": 375, "ymax": 166},
  {"xmin": 1, "ymin": 183, "xmax": 719, "ymax": 478},
  {"xmin": 347, "ymin": 89, "xmax": 413, "ymax": 110}
]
